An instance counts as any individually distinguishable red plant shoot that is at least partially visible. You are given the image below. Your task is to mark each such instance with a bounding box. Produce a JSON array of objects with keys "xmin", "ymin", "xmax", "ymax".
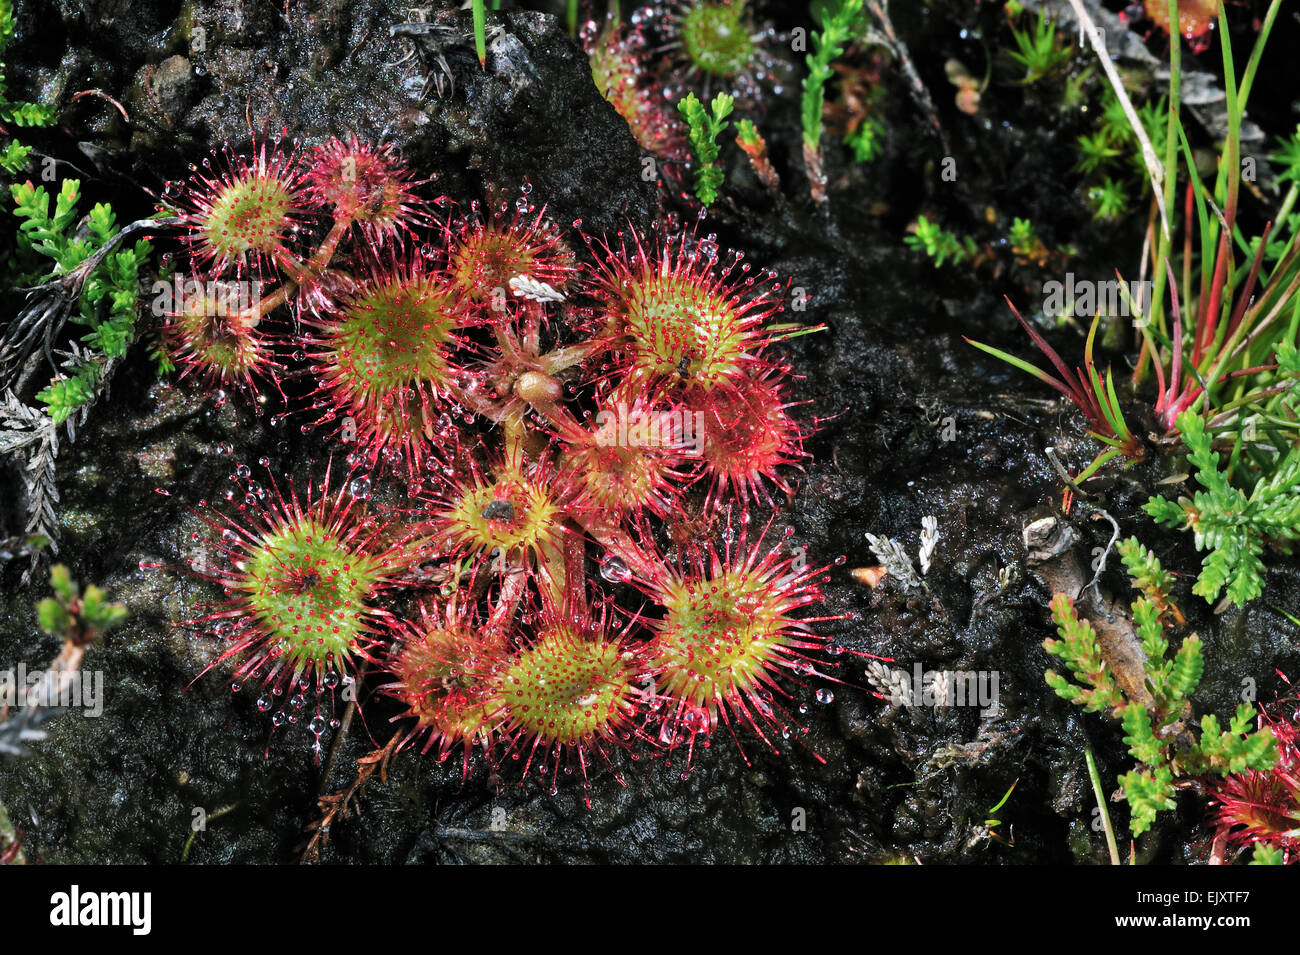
[{"xmin": 1207, "ymin": 688, "xmax": 1300, "ymax": 863}]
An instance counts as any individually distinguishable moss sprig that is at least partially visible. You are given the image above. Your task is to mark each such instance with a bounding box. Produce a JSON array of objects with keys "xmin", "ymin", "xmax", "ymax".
[
  {"xmin": 0, "ymin": 0, "xmax": 54, "ymax": 175},
  {"xmin": 800, "ymin": 0, "xmax": 863, "ymax": 201},
  {"xmin": 1147, "ymin": 410, "xmax": 1300, "ymax": 608},
  {"xmin": 11, "ymin": 180, "xmax": 152, "ymax": 424},
  {"xmin": 678, "ymin": 91, "xmax": 734, "ymax": 206},
  {"xmin": 37, "ymin": 563, "xmax": 128, "ymax": 646},
  {"xmin": 1044, "ymin": 539, "xmax": 1277, "ymax": 836},
  {"xmin": 801, "ymin": 0, "xmax": 863, "ymax": 154}
]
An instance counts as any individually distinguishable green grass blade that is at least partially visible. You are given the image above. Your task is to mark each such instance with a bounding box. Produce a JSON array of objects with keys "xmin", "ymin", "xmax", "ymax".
[
  {"xmin": 965, "ymin": 338, "xmax": 1068, "ymax": 393},
  {"xmin": 473, "ymin": 0, "xmax": 486, "ymax": 66}
]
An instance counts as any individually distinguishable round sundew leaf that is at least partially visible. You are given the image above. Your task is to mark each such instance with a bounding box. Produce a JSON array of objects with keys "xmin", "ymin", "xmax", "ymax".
[
  {"xmin": 447, "ymin": 214, "xmax": 578, "ymax": 311},
  {"xmin": 202, "ymin": 171, "xmax": 296, "ymax": 260},
  {"xmin": 689, "ymin": 373, "xmax": 801, "ymax": 502},
  {"xmin": 330, "ymin": 274, "xmax": 459, "ymax": 400},
  {"xmin": 392, "ymin": 625, "xmax": 502, "ymax": 744},
  {"xmin": 569, "ymin": 440, "xmax": 665, "ymax": 515},
  {"xmin": 238, "ymin": 518, "xmax": 385, "ymax": 672},
  {"xmin": 450, "ymin": 227, "xmax": 540, "ymax": 301},
  {"xmin": 303, "ymin": 136, "xmax": 430, "ymax": 248},
  {"xmin": 561, "ymin": 390, "xmax": 690, "ymax": 519},
  {"xmin": 588, "ymin": 24, "xmax": 685, "ymax": 157},
  {"xmin": 501, "ymin": 628, "xmax": 636, "ymax": 745},
  {"xmin": 656, "ymin": 568, "xmax": 786, "ymax": 708},
  {"xmin": 442, "ymin": 476, "xmax": 561, "ymax": 556},
  {"xmin": 590, "ymin": 40, "xmax": 648, "ymax": 141},
  {"xmin": 172, "ymin": 290, "xmax": 265, "ymax": 380},
  {"xmin": 619, "ymin": 271, "xmax": 749, "ymax": 388},
  {"xmin": 682, "ymin": 1, "xmax": 756, "ymax": 78}
]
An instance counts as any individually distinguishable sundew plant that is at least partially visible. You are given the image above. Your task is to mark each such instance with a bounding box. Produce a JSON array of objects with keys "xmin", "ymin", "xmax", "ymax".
[
  {"xmin": 144, "ymin": 130, "xmax": 846, "ymax": 806},
  {"xmin": 6, "ymin": 0, "xmax": 1300, "ymax": 876}
]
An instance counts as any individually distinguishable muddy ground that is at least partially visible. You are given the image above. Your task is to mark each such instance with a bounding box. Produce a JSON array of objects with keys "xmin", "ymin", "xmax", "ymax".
[{"xmin": 1, "ymin": 0, "xmax": 1298, "ymax": 863}]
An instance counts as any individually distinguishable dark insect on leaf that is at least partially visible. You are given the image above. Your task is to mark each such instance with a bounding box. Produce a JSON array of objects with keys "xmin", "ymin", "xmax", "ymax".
[{"xmin": 481, "ymin": 499, "xmax": 515, "ymax": 522}]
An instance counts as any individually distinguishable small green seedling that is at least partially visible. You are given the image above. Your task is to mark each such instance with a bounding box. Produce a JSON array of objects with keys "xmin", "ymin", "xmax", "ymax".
[
  {"xmin": 982, "ymin": 778, "xmax": 1018, "ymax": 845},
  {"xmin": 38, "ymin": 563, "xmax": 128, "ymax": 645}
]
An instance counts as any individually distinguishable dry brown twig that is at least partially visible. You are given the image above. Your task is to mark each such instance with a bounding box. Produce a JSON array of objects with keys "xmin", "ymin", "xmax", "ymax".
[
  {"xmin": 298, "ymin": 732, "xmax": 402, "ymax": 864},
  {"xmin": 68, "ymin": 89, "xmax": 130, "ymax": 123}
]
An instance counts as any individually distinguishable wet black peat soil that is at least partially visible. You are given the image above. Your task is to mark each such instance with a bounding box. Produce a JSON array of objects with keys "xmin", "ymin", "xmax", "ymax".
[{"xmin": 1, "ymin": 0, "xmax": 1298, "ymax": 863}]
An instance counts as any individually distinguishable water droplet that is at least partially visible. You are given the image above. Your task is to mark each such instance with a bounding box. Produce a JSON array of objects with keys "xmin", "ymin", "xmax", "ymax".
[
  {"xmin": 257, "ymin": 696, "xmax": 272, "ymax": 711},
  {"xmin": 816, "ymin": 688, "xmax": 834, "ymax": 704},
  {"xmin": 599, "ymin": 554, "xmax": 632, "ymax": 584},
  {"xmin": 309, "ymin": 715, "xmax": 327, "ymax": 735},
  {"xmin": 350, "ymin": 476, "xmax": 372, "ymax": 499}
]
